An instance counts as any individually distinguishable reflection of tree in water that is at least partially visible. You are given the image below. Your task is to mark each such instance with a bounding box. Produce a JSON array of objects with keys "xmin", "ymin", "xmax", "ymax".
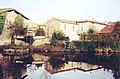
[
  {"xmin": 49, "ymin": 55, "xmax": 65, "ymax": 69},
  {"xmin": 4, "ymin": 62, "xmax": 26, "ymax": 79},
  {"xmin": 111, "ymin": 54, "xmax": 120, "ymax": 79},
  {"xmin": 14, "ymin": 64, "xmax": 26, "ymax": 79},
  {"xmin": 112, "ymin": 63, "xmax": 120, "ymax": 79},
  {"xmin": 95, "ymin": 54, "xmax": 120, "ymax": 79}
]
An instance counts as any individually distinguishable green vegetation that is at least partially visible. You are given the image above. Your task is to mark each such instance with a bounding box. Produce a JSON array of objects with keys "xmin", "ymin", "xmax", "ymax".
[
  {"xmin": 72, "ymin": 40, "xmax": 120, "ymax": 51},
  {"xmin": 110, "ymin": 42, "xmax": 120, "ymax": 50},
  {"xmin": 72, "ymin": 41, "xmax": 98, "ymax": 51},
  {"xmin": 87, "ymin": 29, "xmax": 97, "ymax": 41},
  {"xmin": 78, "ymin": 28, "xmax": 97, "ymax": 41},
  {"xmin": 50, "ymin": 31, "xmax": 69, "ymax": 45},
  {"xmin": 15, "ymin": 15, "xmax": 26, "ymax": 36},
  {"xmin": 35, "ymin": 28, "xmax": 45, "ymax": 36},
  {"xmin": 0, "ymin": 12, "xmax": 7, "ymax": 35},
  {"xmin": 87, "ymin": 28, "xmax": 95, "ymax": 34}
]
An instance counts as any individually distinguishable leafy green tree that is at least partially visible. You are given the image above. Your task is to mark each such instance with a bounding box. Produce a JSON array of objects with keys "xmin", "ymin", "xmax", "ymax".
[
  {"xmin": 87, "ymin": 28, "xmax": 97, "ymax": 41},
  {"xmin": 0, "ymin": 12, "xmax": 7, "ymax": 35},
  {"xmin": 50, "ymin": 31, "xmax": 69, "ymax": 45},
  {"xmin": 87, "ymin": 28, "xmax": 95, "ymax": 34},
  {"xmin": 14, "ymin": 15, "xmax": 26, "ymax": 36}
]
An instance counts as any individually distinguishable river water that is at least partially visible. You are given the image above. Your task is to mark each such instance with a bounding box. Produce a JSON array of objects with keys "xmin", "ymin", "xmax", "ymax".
[
  {"xmin": 0, "ymin": 53, "xmax": 120, "ymax": 79},
  {"xmin": 25, "ymin": 62, "xmax": 114, "ymax": 79}
]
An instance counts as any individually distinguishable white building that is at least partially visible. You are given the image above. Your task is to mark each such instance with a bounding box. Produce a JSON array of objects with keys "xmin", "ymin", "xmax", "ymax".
[
  {"xmin": 46, "ymin": 18, "xmax": 80, "ymax": 41},
  {"xmin": 76, "ymin": 19, "xmax": 107, "ymax": 34}
]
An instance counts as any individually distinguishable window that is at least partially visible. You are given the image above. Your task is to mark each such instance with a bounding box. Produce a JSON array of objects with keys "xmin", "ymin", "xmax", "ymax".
[
  {"xmin": 81, "ymin": 26, "xmax": 83, "ymax": 31},
  {"xmin": 73, "ymin": 26, "xmax": 74, "ymax": 31},
  {"xmin": 64, "ymin": 24, "xmax": 66, "ymax": 31}
]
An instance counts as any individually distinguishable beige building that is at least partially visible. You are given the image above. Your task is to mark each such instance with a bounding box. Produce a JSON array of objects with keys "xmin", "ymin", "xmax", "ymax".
[
  {"xmin": 76, "ymin": 20, "xmax": 107, "ymax": 34},
  {"xmin": 46, "ymin": 18, "xmax": 80, "ymax": 41},
  {"xmin": 46, "ymin": 18, "xmax": 107, "ymax": 42},
  {"xmin": 0, "ymin": 8, "xmax": 29, "ymax": 45}
]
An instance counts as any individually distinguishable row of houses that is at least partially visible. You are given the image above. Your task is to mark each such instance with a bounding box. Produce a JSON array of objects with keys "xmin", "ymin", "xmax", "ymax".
[{"xmin": 0, "ymin": 8, "xmax": 119, "ymax": 46}]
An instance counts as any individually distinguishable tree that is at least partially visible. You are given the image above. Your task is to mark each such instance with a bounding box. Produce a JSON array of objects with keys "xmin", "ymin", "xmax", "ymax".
[
  {"xmin": 35, "ymin": 28, "xmax": 45, "ymax": 36},
  {"xmin": 50, "ymin": 31, "xmax": 69, "ymax": 45},
  {"xmin": 0, "ymin": 12, "xmax": 7, "ymax": 35},
  {"xmin": 87, "ymin": 28, "xmax": 95, "ymax": 34},
  {"xmin": 14, "ymin": 15, "xmax": 26, "ymax": 36},
  {"xmin": 87, "ymin": 28, "xmax": 97, "ymax": 41}
]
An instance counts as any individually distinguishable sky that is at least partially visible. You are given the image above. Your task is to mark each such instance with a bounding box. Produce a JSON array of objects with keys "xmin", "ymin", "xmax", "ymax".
[{"xmin": 0, "ymin": 0, "xmax": 120, "ymax": 23}]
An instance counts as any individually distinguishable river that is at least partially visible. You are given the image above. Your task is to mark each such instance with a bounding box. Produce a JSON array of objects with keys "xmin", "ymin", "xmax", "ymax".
[{"xmin": 0, "ymin": 53, "xmax": 120, "ymax": 79}]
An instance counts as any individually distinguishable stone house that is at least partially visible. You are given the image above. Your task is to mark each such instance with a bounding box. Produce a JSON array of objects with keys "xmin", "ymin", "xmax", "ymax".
[
  {"xmin": 0, "ymin": 8, "xmax": 29, "ymax": 45},
  {"xmin": 46, "ymin": 18, "xmax": 80, "ymax": 41},
  {"xmin": 46, "ymin": 18, "xmax": 107, "ymax": 42}
]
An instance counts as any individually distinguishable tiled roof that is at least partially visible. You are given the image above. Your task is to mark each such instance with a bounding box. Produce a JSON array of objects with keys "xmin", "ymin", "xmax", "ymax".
[
  {"xmin": 76, "ymin": 19, "xmax": 108, "ymax": 26},
  {"xmin": 0, "ymin": 8, "xmax": 29, "ymax": 20},
  {"xmin": 98, "ymin": 26, "xmax": 114, "ymax": 33},
  {"xmin": 99, "ymin": 21, "xmax": 120, "ymax": 34},
  {"xmin": 52, "ymin": 17, "xmax": 78, "ymax": 25}
]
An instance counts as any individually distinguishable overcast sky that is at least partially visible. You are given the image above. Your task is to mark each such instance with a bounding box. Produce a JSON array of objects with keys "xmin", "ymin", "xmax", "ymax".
[{"xmin": 0, "ymin": 0, "xmax": 120, "ymax": 23}]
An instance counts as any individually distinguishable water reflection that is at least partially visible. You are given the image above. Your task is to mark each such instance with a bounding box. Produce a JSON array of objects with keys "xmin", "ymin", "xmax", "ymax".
[
  {"xmin": 25, "ymin": 62, "xmax": 114, "ymax": 79},
  {"xmin": 53, "ymin": 68, "xmax": 114, "ymax": 79},
  {"xmin": 0, "ymin": 53, "xmax": 120, "ymax": 79},
  {"xmin": 46, "ymin": 61, "xmax": 102, "ymax": 74}
]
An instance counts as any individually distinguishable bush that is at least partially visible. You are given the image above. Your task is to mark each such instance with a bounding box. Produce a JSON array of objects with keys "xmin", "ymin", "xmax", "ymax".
[
  {"xmin": 72, "ymin": 41, "xmax": 98, "ymax": 51},
  {"xmin": 50, "ymin": 31, "xmax": 69, "ymax": 45}
]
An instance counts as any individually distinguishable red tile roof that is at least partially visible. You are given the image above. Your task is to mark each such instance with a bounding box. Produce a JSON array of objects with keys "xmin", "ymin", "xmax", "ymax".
[
  {"xmin": 99, "ymin": 21, "xmax": 120, "ymax": 34},
  {"xmin": 0, "ymin": 8, "xmax": 29, "ymax": 20},
  {"xmin": 98, "ymin": 26, "xmax": 114, "ymax": 33}
]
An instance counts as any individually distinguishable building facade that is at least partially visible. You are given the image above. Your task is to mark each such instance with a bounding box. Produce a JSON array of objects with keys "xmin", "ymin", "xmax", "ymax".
[
  {"xmin": 0, "ymin": 8, "xmax": 29, "ymax": 45},
  {"xmin": 46, "ymin": 18, "xmax": 80, "ymax": 41},
  {"xmin": 76, "ymin": 20, "xmax": 107, "ymax": 34}
]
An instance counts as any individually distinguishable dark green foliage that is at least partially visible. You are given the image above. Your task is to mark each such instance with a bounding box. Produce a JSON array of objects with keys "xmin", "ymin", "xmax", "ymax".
[
  {"xmin": 87, "ymin": 35, "xmax": 97, "ymax": 41},
  {"xmin": 87, "ymin": 29, "xmax": 95, "ymax": 34},
  {"xmin": 15, "ymin": 15, "xmax": 24, "ymax": 27},
  {"xmin": 35, "ymin": 28, "xmax": 45, "ymax": 36},
  {"xmin": 15, "ymin": 15, "xmax": 25, "ymax": 36},
  {"xmin": 87, "ymin": 29, "xmax": 97, "ymax": 41},
  {"xmin": 16, "ymin": 27, "xmax": 27, "ymax": 36},
  {"xmin": 72, "ymin": 41, "xmax": 98, "ymax": 51},
  {"xmin": 110, "ymin": 42, "xmax": 120, "ymax": 50},
  {"xmin": 0, "ymin": 12, "xmax": 7, "ymax": 35},
  {"xmin": 49, "ymin": 55, "xmax": 65, "ymax": 69},
  {"xmin": 73, "ymin": 41, "xmax": 120, "ymax": 50},
  {"xmin": 0, "ymin": 64, "xmax": 3, "ymax": 79},
  {"xmin": 72, "ymin": 40, "xmax": 120, "ymax": 51},
  {"xmin": 50, "ymin": 31, "xmax": 69, "ymax": 45}
]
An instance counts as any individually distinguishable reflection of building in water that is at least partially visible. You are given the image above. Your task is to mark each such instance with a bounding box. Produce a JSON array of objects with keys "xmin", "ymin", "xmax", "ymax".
[
  {"xmin": 25, "ymin": 64, "xmax": 55, "ymax": 79},
  {"xmin": 45, "ymin": 62, "xmax": 102, "ymax": 74}
]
